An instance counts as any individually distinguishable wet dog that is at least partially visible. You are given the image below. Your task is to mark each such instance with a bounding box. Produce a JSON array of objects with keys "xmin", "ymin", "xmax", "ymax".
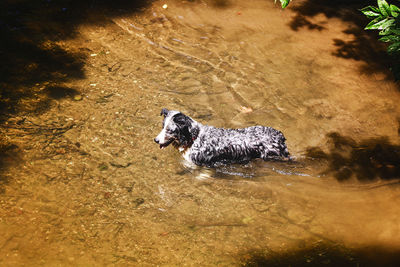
[{"xmin": 154, "ymin": 108, "xmax": 290, "ymax": 167}]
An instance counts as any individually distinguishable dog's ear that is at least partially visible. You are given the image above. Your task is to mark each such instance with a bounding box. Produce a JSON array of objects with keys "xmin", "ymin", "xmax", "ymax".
[
  {"xmin": 189, "ymin": 124, "xmax": 199, "ymax": 140},
  {"xmin": 173, "ymin": 113, "xmax": 198, "ymax": 146},
  {"xmin": 160, "ymin": 108, "xmax": 169, "ymax": 117}
]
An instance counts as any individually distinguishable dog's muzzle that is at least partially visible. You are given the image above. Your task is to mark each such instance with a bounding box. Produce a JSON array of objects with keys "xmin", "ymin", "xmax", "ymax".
[{"xmin": 154, "ymin": 137, "xmax": 174, "ymax": 149}]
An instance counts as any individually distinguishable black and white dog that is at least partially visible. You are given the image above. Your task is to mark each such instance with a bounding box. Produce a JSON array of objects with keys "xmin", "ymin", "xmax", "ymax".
[{"xmin": 154, "ymin": 108, "xmax": 290, "ymax": 167}]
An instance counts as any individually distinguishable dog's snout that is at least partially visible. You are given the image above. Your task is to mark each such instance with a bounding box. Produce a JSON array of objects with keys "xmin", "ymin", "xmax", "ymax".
[{"xmin": 154, "ymin": 138, "xmax": 159, "ymax": 144}]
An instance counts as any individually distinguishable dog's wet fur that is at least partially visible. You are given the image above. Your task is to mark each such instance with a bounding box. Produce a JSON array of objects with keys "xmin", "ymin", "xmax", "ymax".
[{"xmin": 154, "ymin": 108, "xmax": 290, "ymax": 167}]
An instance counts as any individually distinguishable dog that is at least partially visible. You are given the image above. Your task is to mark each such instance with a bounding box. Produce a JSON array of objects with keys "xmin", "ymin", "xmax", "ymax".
[{"xmin": 154, "ymin": 108, "xmax": 290, "ymax": 167}]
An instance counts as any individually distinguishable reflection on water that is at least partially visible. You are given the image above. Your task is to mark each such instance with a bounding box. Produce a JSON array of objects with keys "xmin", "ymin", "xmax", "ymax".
[{"xmin": 1, "ymin": 0, "xmax": 400, "ymax": 265}]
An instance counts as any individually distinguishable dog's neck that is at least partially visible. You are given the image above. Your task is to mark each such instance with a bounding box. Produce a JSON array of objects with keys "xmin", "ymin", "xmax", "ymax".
[
  {"xmin": 176, "ymin": 122, "xmax": 201, "ymax": 153},
  {"xmin": 191, "ymin": 122, "xmax": 201, "ymax": 141}
]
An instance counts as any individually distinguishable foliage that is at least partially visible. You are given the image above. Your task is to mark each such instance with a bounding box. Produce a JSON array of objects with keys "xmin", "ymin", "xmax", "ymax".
[
  {"xmin": 361, "ymin": 0, "xmax": 400, "ymax": 79},
  {"xmin": 275, "ymin": 0, "xmax": 291, "ymax": 9},
  {"xmin": 361, "ymin": 0, "xmax": 400, "ymax": 54}
]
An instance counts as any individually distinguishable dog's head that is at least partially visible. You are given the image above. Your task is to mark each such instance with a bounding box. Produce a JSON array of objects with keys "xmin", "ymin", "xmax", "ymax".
[{"xmin": 154, "ymin": 108, "xmax": 199, "ymax": 149}]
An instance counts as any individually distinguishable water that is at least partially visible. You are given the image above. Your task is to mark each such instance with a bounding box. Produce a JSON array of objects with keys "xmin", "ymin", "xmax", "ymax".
[{"xmin": 1, "ymin": 0, "xmax": 400, "ymax": 265}]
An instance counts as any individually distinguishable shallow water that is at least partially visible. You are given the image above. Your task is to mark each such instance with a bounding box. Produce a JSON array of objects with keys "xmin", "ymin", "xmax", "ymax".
[{"xmin": 1, "ymin": 0, "xmax": 400, "ymax": 266}]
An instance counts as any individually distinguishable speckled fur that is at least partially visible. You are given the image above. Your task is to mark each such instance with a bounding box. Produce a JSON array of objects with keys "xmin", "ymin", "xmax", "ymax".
[{"xmin": 154, "ymin": 108, "xmax": 290, "ymax": 167}]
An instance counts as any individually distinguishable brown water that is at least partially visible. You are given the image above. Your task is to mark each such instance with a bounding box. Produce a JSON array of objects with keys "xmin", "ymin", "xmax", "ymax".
[{"xmin": 1, "ymin": 0, "xmax": 400, "ymax": 266}]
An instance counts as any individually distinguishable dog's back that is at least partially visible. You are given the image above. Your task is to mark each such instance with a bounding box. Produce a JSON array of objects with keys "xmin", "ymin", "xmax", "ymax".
[{"xmin": 189, "ymin": 125, "xmax": 289, "ymax": 166}]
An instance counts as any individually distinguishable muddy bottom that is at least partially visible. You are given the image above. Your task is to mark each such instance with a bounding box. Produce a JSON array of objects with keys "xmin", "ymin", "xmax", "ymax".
[{"xmin": 1, "ymin": 0, "xmax": 400, "ymax": 266}]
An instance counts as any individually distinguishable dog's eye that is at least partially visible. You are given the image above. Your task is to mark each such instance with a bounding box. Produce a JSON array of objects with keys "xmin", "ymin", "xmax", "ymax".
[{"xmin": 167, "ymin": 126, "xmax": 179, "ymax": 134}]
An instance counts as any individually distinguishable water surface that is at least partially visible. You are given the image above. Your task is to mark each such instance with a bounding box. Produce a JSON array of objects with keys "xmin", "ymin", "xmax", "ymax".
[{"xmin": 1, "ymin": 0, "xmax": 400, "ymax": 266}]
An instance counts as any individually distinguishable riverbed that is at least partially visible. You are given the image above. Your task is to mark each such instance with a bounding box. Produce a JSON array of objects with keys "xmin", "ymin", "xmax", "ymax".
[{"xmin": 1, "ymin": 0, "xmax": 400, "ymax": 266}]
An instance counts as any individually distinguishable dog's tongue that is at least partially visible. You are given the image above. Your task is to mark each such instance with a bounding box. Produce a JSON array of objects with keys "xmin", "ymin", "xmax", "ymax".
[{"xmin": 160, "ymin": 145, "xmax": 165, "ymax": 149}]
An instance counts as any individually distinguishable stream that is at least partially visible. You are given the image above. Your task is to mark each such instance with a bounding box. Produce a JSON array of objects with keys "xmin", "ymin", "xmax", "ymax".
[{"xmin": 1, "ymin": 0, "xmax": 400, "ymax": 266}]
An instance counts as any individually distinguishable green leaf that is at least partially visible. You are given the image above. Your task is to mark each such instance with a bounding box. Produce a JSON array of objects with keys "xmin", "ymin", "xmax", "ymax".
[
  {"xmin": 365, "ymin": 18, "xmax": 395, "ymax": 30},
  {"xmin": 362, "ymin": 10, "xmax": 382, "ymax": 18},
  {"xmin": 379, "ymin": 34, "xmax": 400, "ymax": 42},
  {"xmin": 360, "ymin": 6, "xmax": 382, "ymax": 16},
  {"xmin": 277, "ymin": 0, "xmax": 290, "ymax": 9},
  {"xmin": 378, "ymin": 0, "xmax": 391, "ymax": 17},
  {"xmin": 389, "ymin": 28, "xmax": 400, "ymax": 35},
  {"xmin": 390, "ymin": 4, "xmax": 400, "ymax": 17},
  {"xmin": 387, "ymin": 42, "xmax": 400, "ymax": 54},
  {"xmin": 365, "ymin": 16, "xmax": 385, "ymax": 29},
  {"xmin": 379, "ymin": 26, "xmax": 393, "ymax": 35},
  {"xmin": 282, "ymin": 0, "xmax": 290, "ymax": 9}
]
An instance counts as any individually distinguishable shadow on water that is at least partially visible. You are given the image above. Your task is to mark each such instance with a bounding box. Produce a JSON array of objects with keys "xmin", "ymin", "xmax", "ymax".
[
  {"xmin": 0, "ymin": 0, "xmax": 152, "ymax": 123},
  {"xmin": 289, "ymin": 0, "xmax": 396, "ymax": 81},
  {"xmin": 0, "ymin": 143, "xmax": 20, "ymax": 193},
  {"xmin": 306, "ymin": 132, "xmax": 400, "ymax": 182},
  {"xmin": 0, "ymin": 0, "xmax": 152, "ymax": 186},
  {"xmin": 241, "ymin": 241, "xmax": 400, "ymax": 267}
]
